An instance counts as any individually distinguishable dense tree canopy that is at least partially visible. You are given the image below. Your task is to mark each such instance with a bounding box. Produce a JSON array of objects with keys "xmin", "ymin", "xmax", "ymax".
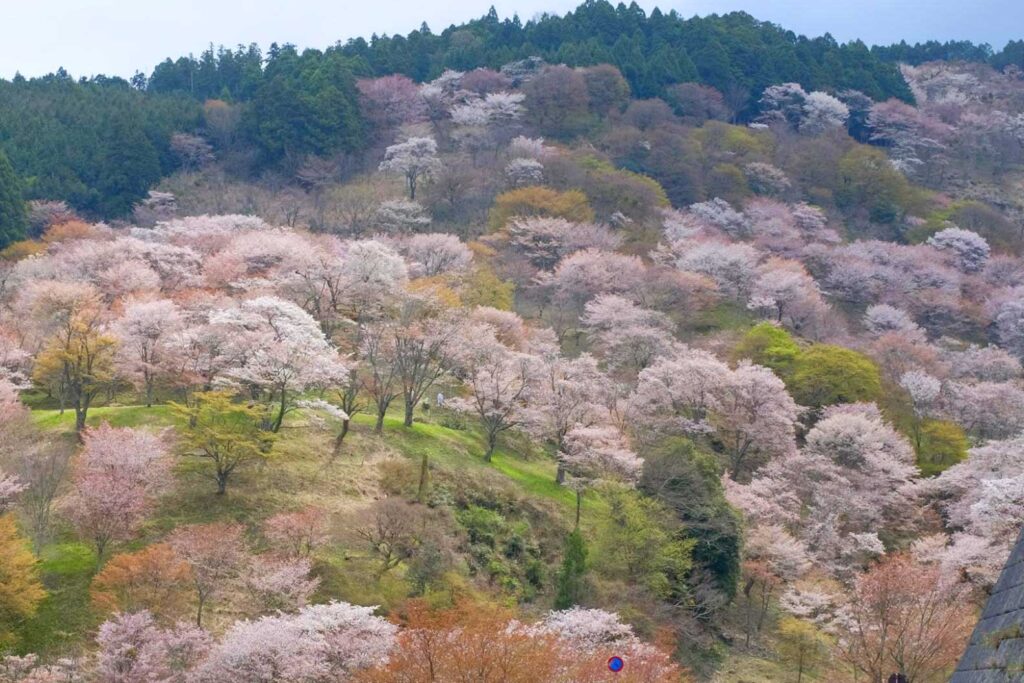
[
  {"xmin": 144, "ymin": 2, "xmax": 913, "ymax": 107},
  {"xmin": 0, "ymin": 75, "xmax": 200, "ymax": 218},
  {"xmin": 0, "ymin": 148, "xmax": 27, "ymax": 250}
]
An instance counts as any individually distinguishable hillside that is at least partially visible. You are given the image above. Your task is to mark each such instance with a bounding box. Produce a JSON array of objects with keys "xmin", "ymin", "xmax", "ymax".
[{"xmin": 2, "ymin": 4, "xmax": 1024, "ymax": 682}]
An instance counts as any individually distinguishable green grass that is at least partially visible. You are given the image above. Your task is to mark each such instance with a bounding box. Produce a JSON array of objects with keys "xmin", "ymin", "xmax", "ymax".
[
  {"xmin": 31, "ymin": 404, "xmax": 175, "ymax": 431},
  {"xmin": 15, "ymin": 542, "xmax": 99, "ymax": 656}
]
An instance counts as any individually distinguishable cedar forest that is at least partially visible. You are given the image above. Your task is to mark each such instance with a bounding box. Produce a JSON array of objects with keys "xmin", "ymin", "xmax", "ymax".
[{"xmin": 1, "ymin": 1, "xmax": 1024, "ymax": 681}]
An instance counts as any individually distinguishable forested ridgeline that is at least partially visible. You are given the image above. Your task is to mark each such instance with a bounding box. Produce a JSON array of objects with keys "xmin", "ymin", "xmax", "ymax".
[{"xmin": 0, "ymin": 0, "xmax": 922, "ymax": 224}]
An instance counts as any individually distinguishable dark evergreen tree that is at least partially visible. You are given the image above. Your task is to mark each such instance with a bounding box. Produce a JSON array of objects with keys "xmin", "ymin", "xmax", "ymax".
[
  {"xmin": 0, "ymin": 147, "xmax": 28, "ymax": 249},
  {"xmin": 640, "ymin": 439, "xmax": 742, "ymax": 599},
  {"xmin": 554, "ymin": 528, "xmax": 588, "ymax": 609}
]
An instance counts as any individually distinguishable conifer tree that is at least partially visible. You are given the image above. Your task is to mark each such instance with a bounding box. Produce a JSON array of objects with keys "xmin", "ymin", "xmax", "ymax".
[
  {"xmin": 554, "ymin": 529, "xmax": 588, "ymax": 609},
  {"xmin": 0, "ymin": 148, "xmax": 27, "ymax": 250}
]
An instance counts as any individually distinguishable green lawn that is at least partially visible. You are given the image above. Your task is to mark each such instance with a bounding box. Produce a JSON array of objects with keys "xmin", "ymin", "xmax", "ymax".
[{"xmin": 15, "ymin": 542, "xmax": 99, "ymax": 656}]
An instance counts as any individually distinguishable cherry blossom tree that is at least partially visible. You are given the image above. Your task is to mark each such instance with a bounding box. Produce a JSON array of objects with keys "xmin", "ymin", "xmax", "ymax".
[
  {"xmin": 560, "ymin": 425, "xmax": 642, "ymax": 525},
  {"xmin": 337, "ymin": 240, "xmax": 409, "ymax": 324},
  {"xmin": 373, "ymin": 199, "xmax": 432, "ymax": 234},
  {"xmin": 398, "ymin": 233, "xmax": 473, "ymax": 278},
  {"xmin": 538, "ymin": 249, "xmax": 647, "ymax": 336},
  {"xmin": 672, "ymin": 240, "xmax": 760, "ymax": 300},
  {"xmin": 994, "ymin": 298, "xmax": 1024, "ymax": 360},
  {"xmin": 927, "ymin": 226, "xmax": 991, "ymax": 273},
  {"xmin": 193, "ymin": 602, "xmax": 396, "ymax": 682},
  {"xmin": 632, "ymin": 348, "xmax": 797, "ymax": 479},
  {"xmin": 759, "ymin": 83, "xmax": 809, "ymax": 129},
  {"xmin": 900, "ymin": 369, "xmax": 942, "ymax": 450},
  {"xmin": 943, "ymin": 380, "xmax": 1024, "ymax": 439},
  {"xmin": 800, "ymin": 91, "xmax": 850, "ymax": 134},
  {"xmin": 741, "ymin": 525, "xmax": 811, "ymax": 644},
  {"xmin": 943, "ymin": 343, "xmax": 1021, "ymax": 381},
  {"xmin": 113, "ymin": 299, "xmax": 184, "ymax": 407},
  {"xmin": 170, "ymin": 133, "xmax": 214, "ymax": 171},
  {"xmin": 448, "ymin": 332, "xmax": 538, "ymax": 462},
  {"xmin": 359, "ymin": 321, "xmax": 402, "ymax": 434},
  {"xmin": 0, "ymin": 469, "xmax": 25, "ymax": 514},
  {"xmin": 0, "ymin": 654, "xmax": 85, "ymax": 682},
  {"xmin": 630, "ymin": 347, "xmax": 730, "ymax": 443},
  {"xmin": 743, "ymin": 163, "xmax": 792, "ymax": 197},
  {"xmin": 729, "ymin": 406, "xmax": 918, "ymax": 575},
  {"xmin": 535, "ymin": 607, "xmax": 638, "ymax": 650},
  {"xmin": 65, "ymin": 424, "xmax": 172, "ymax": 563},
  {"xmin": 243, "ymin": 556, "xmax": 319, "ymax": 613},
  {"xmin": 168, "ymin": 522, "xmax": 246, "ymax": 627},
  {"xmin": 863, "ymin": 304, "xmax": 922, "ymax": 337},
  {"xmin": 379, "ymin": 137, "xmax": 442, "ymax": 200},
  {"xmin": 212, "ymin": 296, "xmax": 348, "ymax": 432},
  {"xmin": 0, "ymin": 332, "xmax": 30, "ymax": 388},
  {"xmin": 263, "ymin": 506, "xmax": 329, "ymax": 558},
  {"xmin": 357, "ymin": 75, "xmax": 428, "ymax": 140},
  {"xmin": 393, "ymin": 310, "xmax": 463, "ymax": 427},
  {"xmin": 505, "ymin": 158, "xmax": 544, "ymax": 187},
  {"xmin": 522, "ymin": 353, "xmax": 611, "ymax": 482},
  {"xmin": 582, "ymin": 295, "xmax": 675, "ymax": 376},
  {"xmin": 95, "ymin": 611, "xmax": 210, "ymax": 683},
  {"xmin": 747, "ymin": 260, "xmax": 828, "ymax": 334},
  {"xmin": 451, "ymin": 92, "xmax": 525, "ymax": 158},
  {"xmin": 922, "ymin": 434, "xmax": 1024, "ymax": 585},
  {"xmin": 833, "ymin": 553, "xmax": 972, "ymax": 683},
  {"xmin": 711, "ymin": 362, "xmax": 800, "ymax": 480},
  {"xmin": 868, "ymin": 98, "xmax": 951, "ymax": 178},
  {"xmin": 506, "ymin": 217, "xmax": 621, "ymax": 271}
]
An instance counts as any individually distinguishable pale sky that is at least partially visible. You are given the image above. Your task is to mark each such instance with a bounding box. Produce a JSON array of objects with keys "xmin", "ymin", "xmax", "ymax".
[{"xmin": 1, "ymin": 0, "xmax": 1022, "ymax": 80}]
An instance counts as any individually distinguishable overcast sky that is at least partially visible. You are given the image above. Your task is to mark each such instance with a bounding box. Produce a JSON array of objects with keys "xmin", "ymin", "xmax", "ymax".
[{"xmin": 1, "ymin": 0, "xmax": 1022, "ymax": 80}]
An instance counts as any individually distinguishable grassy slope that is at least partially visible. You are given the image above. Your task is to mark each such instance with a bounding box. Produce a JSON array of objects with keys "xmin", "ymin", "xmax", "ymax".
[{"xmin": 17, "ymin": 404, "xmax": 602, "ymax": 656}]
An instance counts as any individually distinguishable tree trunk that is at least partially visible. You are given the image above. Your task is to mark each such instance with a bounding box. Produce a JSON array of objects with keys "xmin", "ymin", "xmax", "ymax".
[
  {"xmin": 74, "ymin": 395, "xmax": 88, "ymax": 437},
  {"xmin": 484, "ymin": 431, "xmax": 498, "ymax": 462},
  {"xmin": 404, "ymin": 401, "xmax": 415, "ymax": 427},
  {"xmin": 417, "ymin": 452, "xmax": 429, "ymax": 503},
  {"xmin": 375, "ymin": 408, "xmax": 386, "ymax": 434},
  {"xmin": 575, "ymin": 489, "xmax": 582, "ymax": 529},
  {"xmin": 556, "ymin": 462, "xmax": 566, "ymax": 485},
  {"xmin": 272, "ymin": 391, "xmax": 287, "ymax": 432},
  {"xmin": 216, "ymin": 472, "xmax": 228, "ymax": 495},
  {"xmin": 331, "ymin": 423, "xmax": 349, "ymax": 460}
]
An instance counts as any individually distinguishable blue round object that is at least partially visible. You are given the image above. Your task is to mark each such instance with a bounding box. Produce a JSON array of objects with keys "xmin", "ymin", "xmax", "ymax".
[{"xmin": 608, "ymin": 656, "xmax": 624, "ymax": 673}]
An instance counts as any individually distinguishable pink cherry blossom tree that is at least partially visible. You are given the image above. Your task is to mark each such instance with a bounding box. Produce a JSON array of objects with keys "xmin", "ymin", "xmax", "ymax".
[
  {"xmin": 168, "ymin": 522, "xmax": 246, "ymax": 627},
  {"xmin": 243, "ymin": 556, "xmax": 320, "ymax": 613},
  {"xmin": 113, "ymin": 299, "xmax": 184, "ymax": 407},
  {"xmin": 212, "ymin": 296, "xmax": 348, "ymax": 432},
  {"xmin": 448, "ymin": 331, "xmax": 539, "ymax": 462},
  {"xmin": 262, "ymin": 506, "xmax": 329, "ymax": 558},
  {"xmin": 379, "ymin": 137, "xmax": 442, "ymax": 200},
  {"xmin": 65, "ymin": 424, "xmax": 172, "ymax": 563},
  {"xmin": 193, "ymin": 602, "xmax": 396, "ymax": 682},
  {"xmin": 95, "ymin": 611, "xmax": 210, "ymax": 683}
]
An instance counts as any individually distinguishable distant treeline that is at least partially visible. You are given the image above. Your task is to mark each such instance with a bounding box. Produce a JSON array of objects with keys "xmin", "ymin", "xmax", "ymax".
[
  {"xmin": 6, "ymin": 1, "xmax": 1018, "ymax": 221},
  {"xmin": 145, "ymin": 1, "xmax": 912, "ymax": 105},
  {"xmin": 872, "ymin": 39, "xmax": 1024, "ymax": 70}
]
